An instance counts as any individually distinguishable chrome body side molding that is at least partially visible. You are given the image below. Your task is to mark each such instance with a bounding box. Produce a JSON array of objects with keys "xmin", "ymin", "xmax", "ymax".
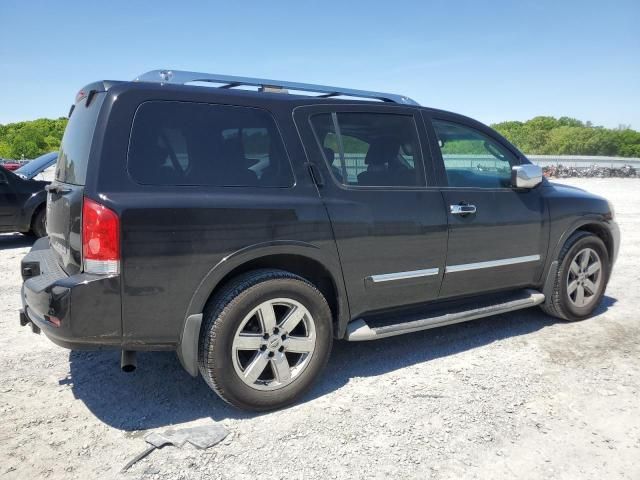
[
  {"xmin": 366, "ymin": 254, "xmax": 541, "ymax": 284},
  {"xmin": 445, "ymin": 254, "xmax": 541, "ymax": 273},
  {"xmin": 369, "ymin": 268, "xmax": 439, "ymax": 283}
]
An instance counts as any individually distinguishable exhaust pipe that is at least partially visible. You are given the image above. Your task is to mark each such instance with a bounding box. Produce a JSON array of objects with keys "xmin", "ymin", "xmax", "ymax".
[{"xmin": 121, "ymin": 350, "xmax": 137, "ymax": 373}]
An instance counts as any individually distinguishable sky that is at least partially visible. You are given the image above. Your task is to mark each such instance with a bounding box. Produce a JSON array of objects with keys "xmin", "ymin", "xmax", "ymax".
[{"xmin": 0, "ymin": 0, "xmax": 638, "ymax": 128}]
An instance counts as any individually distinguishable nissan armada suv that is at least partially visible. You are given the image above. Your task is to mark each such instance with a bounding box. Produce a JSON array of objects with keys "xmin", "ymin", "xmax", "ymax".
[{"xmin": 20, "ymin": 70, "xmax": 619, "ymax": 411}]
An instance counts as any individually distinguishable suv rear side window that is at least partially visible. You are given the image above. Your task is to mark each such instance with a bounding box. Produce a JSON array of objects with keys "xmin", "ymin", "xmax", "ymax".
[
  {"xmin": 310, "ymin": 112, "xmax": 424, "ymax": 187},
  {"xmin": 56, "ymin": 93, "xmax": 106, "ymax": 185},
  {"xmin": 128, "ymin": 101, "xmax": 293, "ymax": 187}
]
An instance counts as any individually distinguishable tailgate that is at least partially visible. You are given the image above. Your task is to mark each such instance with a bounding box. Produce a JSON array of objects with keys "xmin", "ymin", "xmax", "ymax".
[{"xmin": 47, "ymin": 90, "xmax": 106, "ymax": 274}]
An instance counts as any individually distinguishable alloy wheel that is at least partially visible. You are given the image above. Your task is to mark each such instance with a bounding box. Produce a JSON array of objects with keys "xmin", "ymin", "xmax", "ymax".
[
  {"xmin": 231, "ymin": 298, "xmax": 316, "ymax": 391},
  {"xmin": 567, "ymin": 247, "xmax": 602, "ymax": 308}
]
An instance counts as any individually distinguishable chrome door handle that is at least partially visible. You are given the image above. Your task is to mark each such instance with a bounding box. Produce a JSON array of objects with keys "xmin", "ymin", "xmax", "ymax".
[{"xmin": 450, "ymin": 204, "xmax": 477, "ymax": 215}]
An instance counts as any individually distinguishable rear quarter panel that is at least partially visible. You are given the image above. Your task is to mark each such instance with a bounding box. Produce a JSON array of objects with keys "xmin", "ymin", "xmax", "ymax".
[{"xmin": 90, "ymin": 85, "xmax": 343, "ymax": 347}]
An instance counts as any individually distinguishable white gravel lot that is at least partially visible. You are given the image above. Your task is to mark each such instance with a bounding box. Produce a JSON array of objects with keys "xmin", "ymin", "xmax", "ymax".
[{"xmin": 1, "ymin": 178, "xmax": 639, "ymax": 480}]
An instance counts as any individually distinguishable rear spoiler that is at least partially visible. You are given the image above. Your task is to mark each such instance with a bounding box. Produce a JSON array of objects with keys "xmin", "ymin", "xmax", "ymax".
[{"xmin": 68, "ymin": 80, "xmax": 120, "ymax": 118}]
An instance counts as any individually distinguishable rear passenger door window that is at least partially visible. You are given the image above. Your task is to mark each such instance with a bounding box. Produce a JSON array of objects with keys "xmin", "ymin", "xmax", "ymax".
[
  {"xmin": 128, "ymin": 101, "xmax": 294, "ymax": 187},
  {"xmin": 432, "ymin": 119, "xmax": 518, "ymax": 188},
  {"xmin": 310, "ymin": 112, "xmax": 425, "ymax": 187}
]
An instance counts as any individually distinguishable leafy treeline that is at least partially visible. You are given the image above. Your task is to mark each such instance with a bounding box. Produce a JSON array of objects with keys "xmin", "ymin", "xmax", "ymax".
[
  {"xmin": 492, "ymin": 116, "xmax": 640, "ymax": 157},
  {"xmin": 0, "ymin": 118, "xmax": 68, "ymax": 159},
  {"xmin": 1, "ymin": 115, "xmax": 639, "ymax": 159}
]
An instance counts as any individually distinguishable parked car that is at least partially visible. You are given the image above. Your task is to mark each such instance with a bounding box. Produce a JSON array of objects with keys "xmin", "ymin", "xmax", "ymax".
[
  {"xmin": 20, "ymin": 70, "xmax": 619, "ymax": 411},
  {"xmin": 0, "ymin": 151, "xmax": 57, "ymax": 238},
  {"xmin": 1, "ymin": 160, "xmax": 22, "ymax": 171},
  {"xmin": 15, "ymin": 151, "xmax": 58, "ymax": 182}
]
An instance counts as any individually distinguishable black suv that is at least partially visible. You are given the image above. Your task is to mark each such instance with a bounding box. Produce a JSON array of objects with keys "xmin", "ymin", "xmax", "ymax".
[{"xmin": 20, "ymin": 70, "xmax": 619, "ymax": 411}]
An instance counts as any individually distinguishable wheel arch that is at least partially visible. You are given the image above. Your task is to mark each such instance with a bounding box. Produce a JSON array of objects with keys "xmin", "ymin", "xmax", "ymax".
[
  {"xmin": 177, "ymin": 241, "xmax": 349, "ymax": 377},
  {"xmin": 553, "ymin": 218, "xmax": 615, "ymax": 268},
  {"xmin": 542, "ymin": 217, "xmax": 616, "ymax": 297},
  {"xmin": 575, "ymin": 223, "xmax": 614, "ymax": 264},
  {"xmin": 18, "ymin": 192, "xmax": 46, "ymax": 232}
]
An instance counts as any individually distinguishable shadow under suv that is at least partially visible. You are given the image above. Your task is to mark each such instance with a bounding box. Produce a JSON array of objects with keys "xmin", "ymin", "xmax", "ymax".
[{"xmin": 20, "ymin": 70, "xmax": 619, "ymax": 410}]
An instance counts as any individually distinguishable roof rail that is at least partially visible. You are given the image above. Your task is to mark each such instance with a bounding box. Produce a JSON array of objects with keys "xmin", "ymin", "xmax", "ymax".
[{"xmin": 134, "ymin": 69, "xmax": 420, "ymax": 106}]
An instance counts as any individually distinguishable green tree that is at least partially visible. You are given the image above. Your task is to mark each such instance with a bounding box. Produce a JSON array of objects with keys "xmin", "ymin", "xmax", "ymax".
[
  {"xmin": 492, "ymin": 116, "xmax": 639, "ymax": 157},
  {"xmin": 0, "ymin": 117, "xmax": 68, "ymax": 159},
  {"xmin": 1, "ymin": 115, "xmax": 638, "ymax": 160}
]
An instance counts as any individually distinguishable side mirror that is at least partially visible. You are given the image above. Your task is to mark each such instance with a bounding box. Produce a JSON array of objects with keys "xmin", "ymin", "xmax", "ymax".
[{"xmin": 511, "ymin": 164, "xmax": 542, "ymax": 189}]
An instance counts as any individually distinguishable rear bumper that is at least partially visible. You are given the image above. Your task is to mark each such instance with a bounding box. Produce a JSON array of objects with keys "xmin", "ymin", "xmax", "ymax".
[{"xmin": 20, "ymin": 237, "xmax": 122, "ymax": 350}]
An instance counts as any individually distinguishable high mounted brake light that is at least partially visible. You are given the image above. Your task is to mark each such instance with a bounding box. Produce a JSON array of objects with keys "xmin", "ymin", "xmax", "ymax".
[
  {"xmin": 75, "ymin": 90, "xmax": 87, "ymax": 103},
  {"xmin": 82, "ymin": 197, "xmax": 120, "ymax": 275},
  {"xmin": 74, "ymin": 89, "xmax": 97, "ymax": 107}
]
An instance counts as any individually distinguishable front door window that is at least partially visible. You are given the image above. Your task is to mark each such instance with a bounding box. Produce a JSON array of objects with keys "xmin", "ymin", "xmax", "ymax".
[{"xmin": 432, "ymin": 120, "xmax": 517, "ymax": 188}]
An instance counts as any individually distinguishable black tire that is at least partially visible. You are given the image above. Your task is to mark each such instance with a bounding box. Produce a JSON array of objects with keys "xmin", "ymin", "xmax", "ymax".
[
  {"xmin": 30, "ymin": 207, "xmax": 47, "ymax": 238},
  {"xmin": 198, "ymin": 269, "xmax": 333, "ymax": 411},
  {"xmin": 541, "ymin": 231, "xmax": 610, "ymax": 321}
]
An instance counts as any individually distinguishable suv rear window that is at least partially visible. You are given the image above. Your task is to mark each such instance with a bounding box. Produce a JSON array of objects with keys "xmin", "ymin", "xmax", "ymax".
[
  {"xmin": 56, "ymin": 93, "xmax": 106, "ymax": 185},
  {"xmin": 128, "ymin": 101, "xmax": 294, "ymax": 187}
]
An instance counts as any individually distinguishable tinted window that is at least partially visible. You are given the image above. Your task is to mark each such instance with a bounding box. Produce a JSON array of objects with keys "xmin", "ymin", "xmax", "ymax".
[
  {"xmin": 128, "ymin": 101, "xmax": 293, "ymax": 187},
  {"xmin": 56, "ymin": 93, "xmax": 106, "ymax": 185},
  {"xmin": 310, "ymin": 112, "xmax": 424, "ymax": 187},
  {"xmin": 432, "ymin": 120, "xmax": 517, "ymax": 188}
]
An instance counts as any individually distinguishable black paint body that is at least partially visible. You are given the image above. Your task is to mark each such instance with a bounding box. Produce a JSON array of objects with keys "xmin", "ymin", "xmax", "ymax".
[{"xmin": 20, "ymin": 81, "xmax": 620, "ymax": 352}]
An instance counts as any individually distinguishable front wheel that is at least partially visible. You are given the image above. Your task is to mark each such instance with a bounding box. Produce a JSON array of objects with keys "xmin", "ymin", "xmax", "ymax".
[
  {"xmin": 541, "ymin": 231, "xmax": 610, "ymax": 321},
  {"xmin": 30, "ymin": 207, "xmax": 47, "ymax": 238},
  {"xmin": 198, "ymin": 269, "xmax": 333, "ymax": 411}
]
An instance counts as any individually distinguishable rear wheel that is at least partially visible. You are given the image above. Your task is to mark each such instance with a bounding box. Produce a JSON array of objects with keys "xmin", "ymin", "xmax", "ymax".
[
  {"xmin": 541, "ymin": 231, "xmax": 609, "ymax": 321},
  {"xmin": 198, "ymin": 269, "xmax": 333, "ymax": 411}
]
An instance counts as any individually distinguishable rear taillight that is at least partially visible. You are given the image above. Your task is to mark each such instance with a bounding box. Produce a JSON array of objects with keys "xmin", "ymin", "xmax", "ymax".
[{"xmin": 82, "ymin": 197, "xmax": 120, "ymax": 274}]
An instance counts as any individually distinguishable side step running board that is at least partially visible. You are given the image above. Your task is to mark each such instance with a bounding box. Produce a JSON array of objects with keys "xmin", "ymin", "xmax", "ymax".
[{"xmin": 346, "ymin": 289, "xmax": 545, "ymax": 341}]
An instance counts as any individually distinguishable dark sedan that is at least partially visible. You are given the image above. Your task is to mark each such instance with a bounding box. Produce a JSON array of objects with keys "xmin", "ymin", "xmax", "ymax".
[{"xmin": 0, "ymin": 152, "xmax": 58, "ymax": 237}]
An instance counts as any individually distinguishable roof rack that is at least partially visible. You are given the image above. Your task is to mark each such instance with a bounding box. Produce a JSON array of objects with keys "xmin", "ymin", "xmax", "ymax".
[{"xmin": 134, "ymin": 69, "xmax": 420, "ymax": 106}]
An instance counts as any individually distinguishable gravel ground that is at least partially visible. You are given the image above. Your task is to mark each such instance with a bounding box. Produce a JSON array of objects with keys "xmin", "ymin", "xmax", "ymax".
[{"xmin": 1, "ymin": 178, "xmax": 639, "ymax": 480}]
